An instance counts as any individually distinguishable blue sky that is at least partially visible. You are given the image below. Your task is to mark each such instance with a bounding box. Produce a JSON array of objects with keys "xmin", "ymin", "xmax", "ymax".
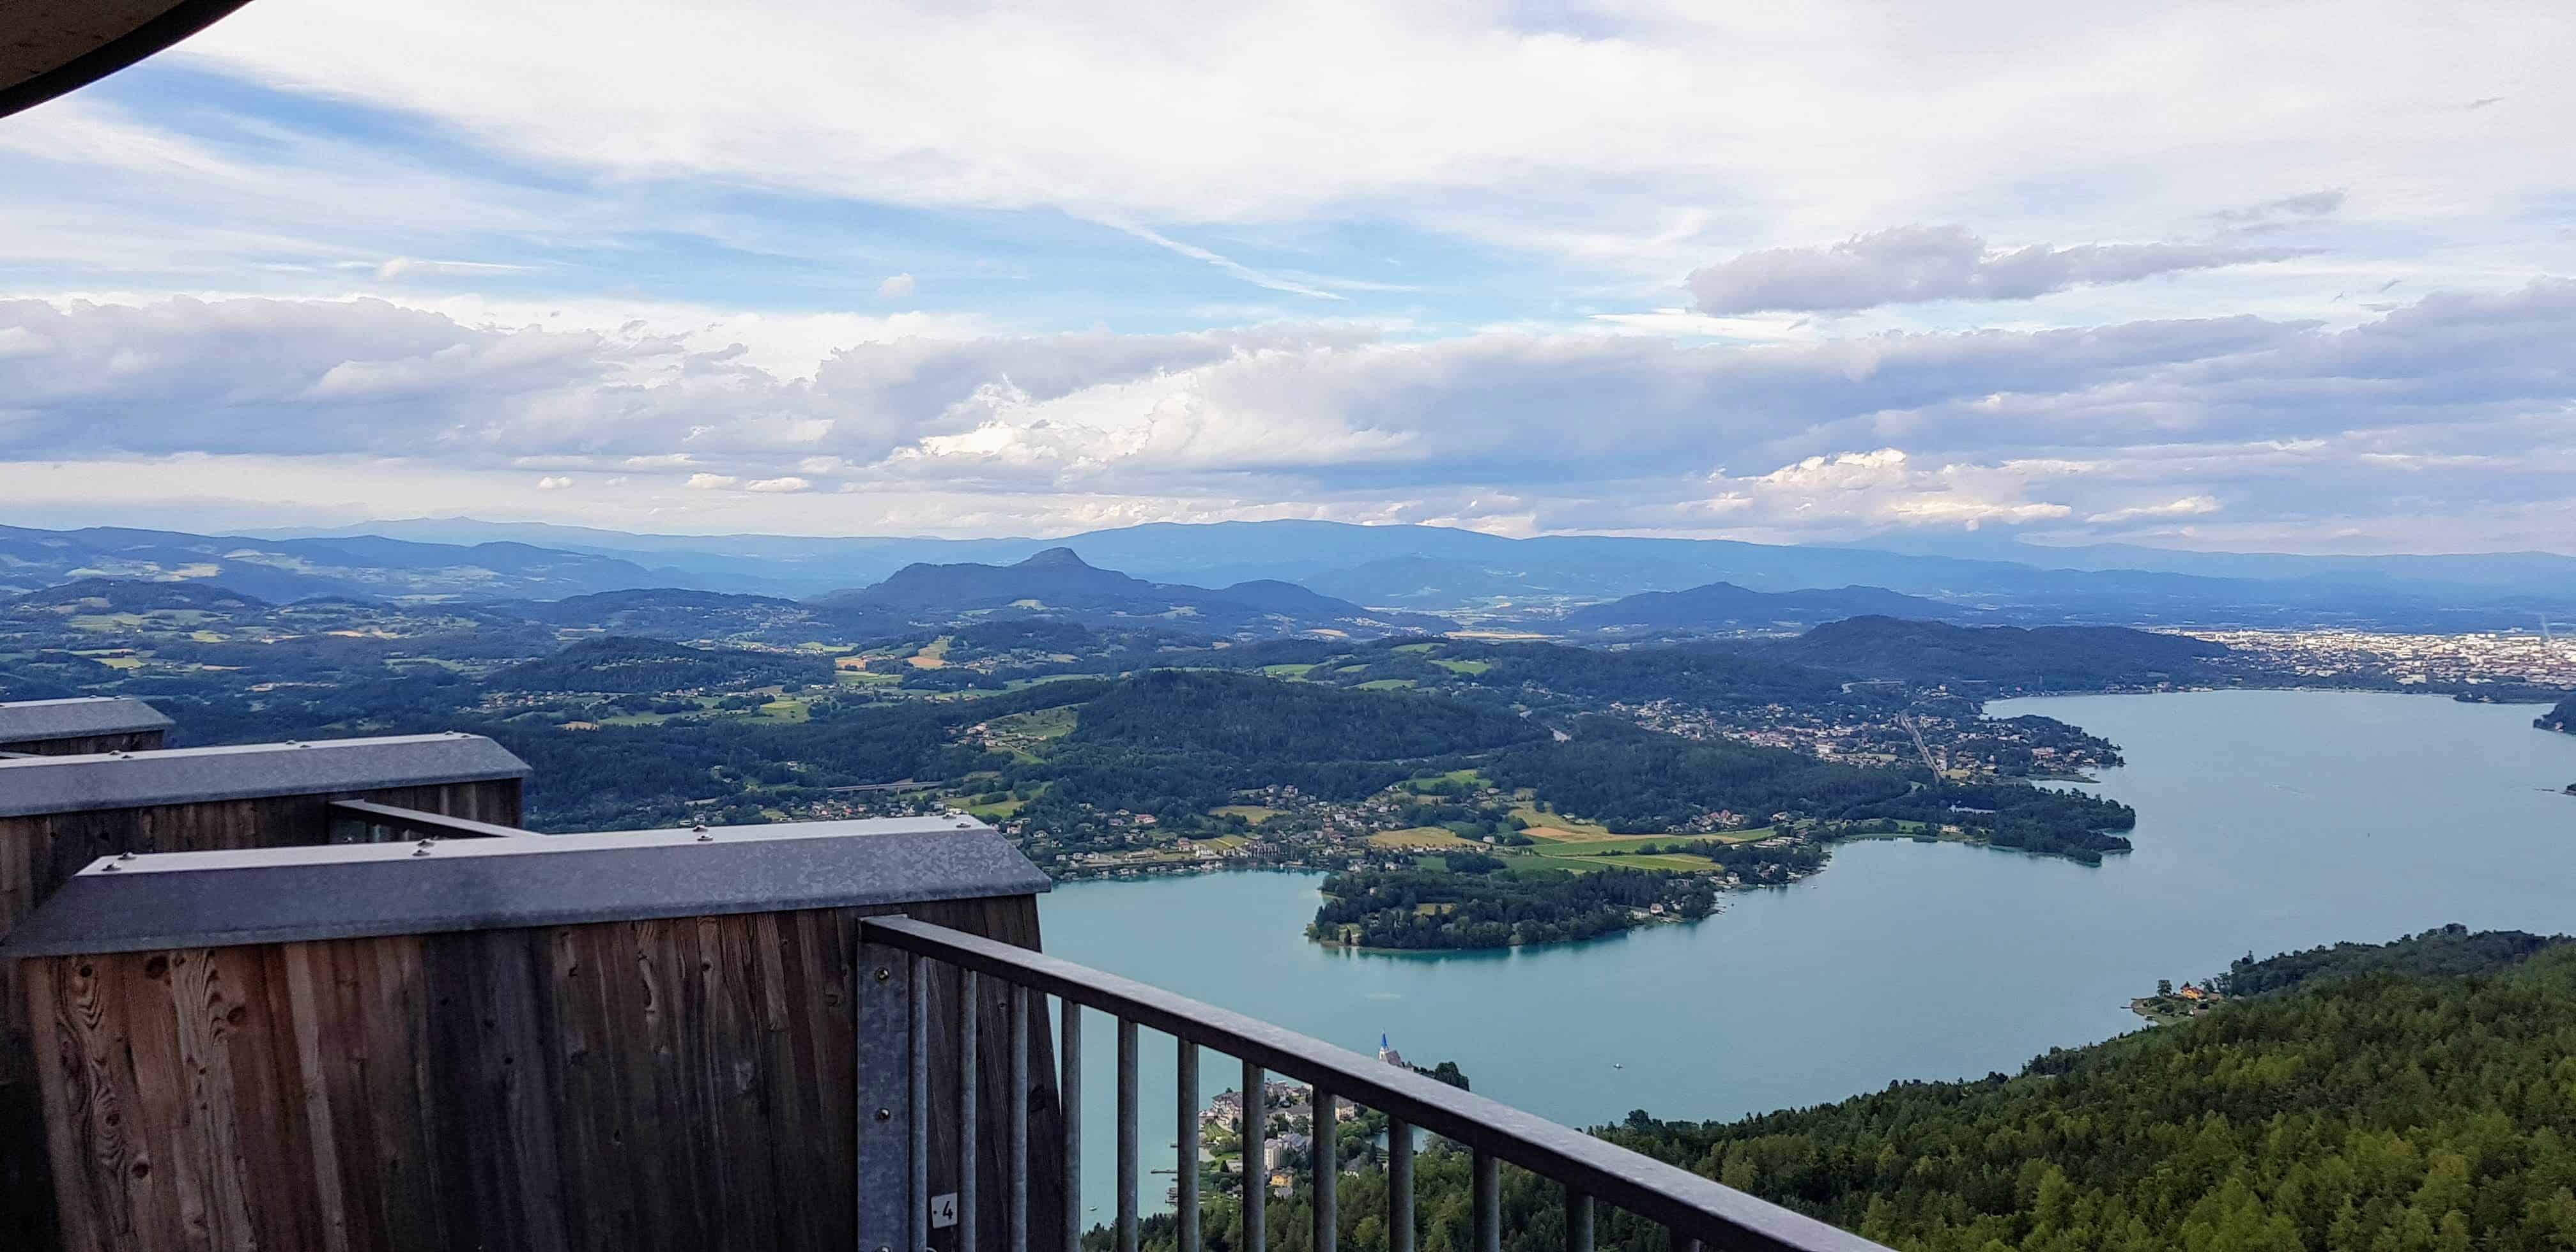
[{"xmin": 1, "ymin": 1, "xmax": 2570, "ymax": 552}]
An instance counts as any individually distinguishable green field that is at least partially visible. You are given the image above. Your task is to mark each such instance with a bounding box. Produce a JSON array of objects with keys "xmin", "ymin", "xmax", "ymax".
[
  {"xmin": 1211, "ymin": 804, "xmax": 1282, "ymax": 824},
  {"xmin": 1257, "ymin": 662, "xmax": 1319, "ymax": 678},
  {"xmin": 1430, "ymin": 658, "xmax": 1491, "ymax": 675},
  {"xmin": 1353, "ymin": 678, "xmax": 1416, "ymax": 691},
  {"xmin": 1390, "ymin": 642, "xmax": 1438, "ymax": 654},
  {"xmin": 1509, "ymin": 804, "xmax": 1616, "ymax": 839},
  {"xmin": 1365, "ymin": 826, "xmax": 1481, "ymax": 850}
]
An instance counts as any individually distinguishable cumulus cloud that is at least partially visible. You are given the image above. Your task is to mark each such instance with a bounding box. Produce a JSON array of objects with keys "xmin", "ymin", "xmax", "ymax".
[
  {"xmin": 877, "ymin": 273, "xmax": 916, "ymax": 300},
  {"xmin": 3, "ymin": 282, "xmax": 2574, "ymax": 545},
  {"xmin": 1687, "ymin": 226, "xmax": 2307, "ymax": 314},
  {"xmin": 535, "ymin": 475, "xmax": 573, "ymax": 489}
]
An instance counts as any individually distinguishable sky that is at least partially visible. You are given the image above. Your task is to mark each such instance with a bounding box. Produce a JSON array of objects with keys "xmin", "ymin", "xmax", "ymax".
[{"xmin": 1, "ymin": 0, "xmax": 2570, "ymax": 553}]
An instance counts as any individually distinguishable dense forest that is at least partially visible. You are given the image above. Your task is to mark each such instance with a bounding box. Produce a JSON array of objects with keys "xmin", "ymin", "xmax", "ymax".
[
  {"xmin": 2537, "ymin": 696, "xmax": 2575, "ymax": 735},
  {"xmin": 1094, "ymin": 929, "xmax": 2576, "ymax": 1252},
  {"xmin": 1309, "ymin": 864, "xmax": 1717, "ymax": 949},
  {"xmin": 1751, "ymin": 616, "xmax": 2226, "ymax": 687},
  {"xmin": 488, "ymin": 635, "xmax": 832, "ymax": 693},
  {"xmin": 2204, "ymin": 924, "xmax": 2569, "ymax": 997},
  {"xmin": 1485, "ymin": 715, "xmax": 1912, "ymax": 830}
]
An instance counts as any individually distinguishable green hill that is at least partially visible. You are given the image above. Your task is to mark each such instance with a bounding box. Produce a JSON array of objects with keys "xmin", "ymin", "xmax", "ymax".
[
  {"xmin": 490, "ymin": 636, "xmax": 829, "ymax": 694},
  {"xmin": 1110, "ymin": 928, "xmax": 2576, "ymax": 1252}
]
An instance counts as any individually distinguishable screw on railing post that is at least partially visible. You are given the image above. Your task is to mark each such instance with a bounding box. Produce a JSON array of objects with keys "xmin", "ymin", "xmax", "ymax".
[
  {"xmin": 1010, "ymin": 984, "xmax": 1030, "ymax": 1252},
  {"xmin": 961, "ymin": 969, "xmax": 980, "ymax": 1252},
  {"xmin": 1060, "ymin": 996, "xmax": 1082, "ymax": 1252},
  {"xmin": 1116, "ymin": 1017, "xmax": 1139, "ymax": 1252},
  {"xmin": 1473, "ymin": 1150, "xmax": 1499, "ymax": 1252},
  {"xmin": 1176, "ymin": 1040, "xmax": 1200, "ymax": 1252},
  {"xmin": 1241, "ymin": 1058, "xmax": 1265, "ymax": 1252},
  {"xmin": 1312, "ymin": 1083, "xmax": 1337, "ymax": 1252},
  {"xmin": 1387, "ymin": 1115, "xmax": 1414, "ymax": 1252},
  {"xmin": 1566, "ymin": 1189, "xmax": 1594, "ymax": 1252}
]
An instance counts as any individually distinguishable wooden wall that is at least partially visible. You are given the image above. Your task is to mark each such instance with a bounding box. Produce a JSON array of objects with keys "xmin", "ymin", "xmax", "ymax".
[
  {"xmin": 0, "ymin": 729, "xmax": 167, "ymax": 756},
  {"xmin": 22, "ymin": 896, "xmax": 1066, "ymax": 1252},
  {"xmin": 0, "ymin": 777, "xmax": 524, "ymax": 1252}
]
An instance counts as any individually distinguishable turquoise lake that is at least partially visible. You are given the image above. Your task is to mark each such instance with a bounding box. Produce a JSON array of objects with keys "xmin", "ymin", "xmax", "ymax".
[{"xmin": 1038, "ymin": 689, "xmax": 2576, "ymax": 1221}]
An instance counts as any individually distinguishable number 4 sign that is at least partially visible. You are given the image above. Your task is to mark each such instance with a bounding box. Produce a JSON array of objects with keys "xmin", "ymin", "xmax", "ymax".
[{"xmin": 930, "ymin": 1193, "xmax": 960, "ymax": 1230}]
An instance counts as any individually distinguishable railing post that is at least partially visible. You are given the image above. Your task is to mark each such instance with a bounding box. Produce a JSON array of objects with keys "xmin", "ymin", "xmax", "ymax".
[
  {"xmin": 1473, "ymin": 1150, "xmax": 1499, "ymax": 1252},
  {"xmin": 1116, "ymin": 1018, "xmax": 1138, "ymax": 1252},
  {"xmin": 1176, "ymin": 1041, "xmax": 1201, "ymax": 1252},
  {"xmin": 1010, "ymin": 986, "xmax": 1031, "ymax": 1252},
  {"xmin": 1388, "ymin": 1117, "xmax": 1414, "ymax": 1252},
  {"xmin": 857, "ymin": 942, "xmax": 917, "ymax": 1252},
  {"xmin": 961, "ymin": 970, "xmax": 980, "ymax": 1252},
  {"xmin": 912, "ymin": 959, "xmax": 930, "ymax": 1251},
  {"xmin": 1241, "ymin": 1060, "xmax": 1266, "ymax": 1252},
  {"xmin": 1059, "ymin": 996, "xmax": 1082, "ymax": 1252},
  {"xmin": 1312, "ymin": 1085, "xmax": 1337, "ymax": 1252}
]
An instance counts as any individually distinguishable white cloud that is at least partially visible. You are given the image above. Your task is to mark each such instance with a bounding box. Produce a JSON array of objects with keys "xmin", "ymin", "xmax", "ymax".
[
  {"xmin": 1688, "ymin": 226, "xmax": 2307, "ymax": 315},
  {"xmin": 2, "ymin": 282, "xmax": 2573, "ymax": 547},
  {"xmin": 2087, "ymin": 494, "xmax": 2223, "ymax": 523},
  {"xmin": 372, "ymin": 257, "xmax": 533, "ymax": 282},
  {"xmin": 877, "ymin": 273, "xmax": 916, "ymax": 300},
  {"xmin": 536, "ymin": 475, "xmax": 573, "ymax": 489}
]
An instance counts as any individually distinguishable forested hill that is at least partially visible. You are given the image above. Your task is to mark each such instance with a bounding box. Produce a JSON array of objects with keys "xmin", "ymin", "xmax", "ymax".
[
  {"xmin": 1579, "ymin": 933, "xmax": 2576, "ymax": 1252},
  {"xmin": 1069, "ymin": 669, "xmax": 1547, "ymax": 761},
  {"xmin": 1563, "ymin": 581, "xmax": 1963, "ymax": 631},
  {"xmin": 490, "ymin": 636, "xmax": 831, "ymax": 694},
  {"xmin": 2204, "ymin": 923, "xmax": 2568, "ymax": 996},
  {"xmin": 1755, "ymin": 616, "xmax": 2226, "ymax": 687},
  {"xmin": 2538, "ymin": 696, "xmax": 2575, "ymax": 735}
]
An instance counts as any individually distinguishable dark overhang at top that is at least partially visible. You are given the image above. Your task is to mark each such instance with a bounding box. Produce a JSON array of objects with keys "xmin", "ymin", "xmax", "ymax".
[
  {"xmin": 0, "ymin": 0, "xmax": 254, "ymax": 119},
  {"xmin": 2, "ymin": 816, "xmax": 1048, "ymax": 956},
  {"xmin": 0, "ymin": 732, "xmax": 532, "ymax": 818},
  {"xmin": 0, "ymin": 696, "xmax": 175, "ymax": 744}
]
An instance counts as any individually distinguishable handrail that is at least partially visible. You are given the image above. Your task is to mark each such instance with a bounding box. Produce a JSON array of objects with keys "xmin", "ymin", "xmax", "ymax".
[
  {"xmin": 862, "ymin": 915, "xmax": 1889, "ymax": 1252},
  {"xmin": 326, "ymin": 798, "xmax": 546, "ymax": 839}
]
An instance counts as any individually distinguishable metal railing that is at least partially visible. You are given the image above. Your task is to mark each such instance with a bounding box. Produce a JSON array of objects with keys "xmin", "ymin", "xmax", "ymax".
[{"xmin": 858, "ymin": 915, "xmax": 1890, "ymax": 1252}]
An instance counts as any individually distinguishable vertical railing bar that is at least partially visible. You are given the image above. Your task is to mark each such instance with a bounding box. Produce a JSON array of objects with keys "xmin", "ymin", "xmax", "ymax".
[
  {"xmin": 961, "ymin": 969, "xmax": 980, "ymax": 1252},
  {"xmin": 1669, "ymin": 1232, "xmax": 1701, "ymax": 1252},
  {"xmin": 1176, "ymin": 1040, "xmax": 1201, "ymax": 1252},
  {"xmin": 1472, "ymin": 1149, "xmax": 1499, "ymax": 1252},
  {"xmin": 1566, "ymin": 1189, "xmax": 1594, "ymax": 1252},
  {"xmin": 910, "ymin": 958, "xmax": 930, "ymax": 1252},
  {"xmin": 1009, "ymin": 984, "xmax": 1031, "ymax": 1252},
  {"xmin": 1059, "ymin": 996, "xmax": 1082, "ymax": 1252},
  {"xmin": 1312, "ymin": 1084, "xmax": 1338, "ymax": 1252},
  {"xmin": 1116, "ymin": 1017, "xmax": 1139, "ymax": 1252},
  {"xmin": 1241, "ymin": 1058, "xmax": 1266, "ymax": 1252},
  {"xmin": 1387, "ymin": 1115, "xmax": 1413, "ymax": 1252}
]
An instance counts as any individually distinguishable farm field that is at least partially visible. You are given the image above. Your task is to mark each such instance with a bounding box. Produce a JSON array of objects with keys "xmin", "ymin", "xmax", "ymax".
[
  {"xmin": 1210, "ymin": 804, "xmax": 1282, "ymax": 824},
  {"xmin": 1365, "ymin": 826, "xmax": 1480, "ymax": 850}
]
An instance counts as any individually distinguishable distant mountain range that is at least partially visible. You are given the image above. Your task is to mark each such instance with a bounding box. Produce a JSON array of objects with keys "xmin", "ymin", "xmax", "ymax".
[
  {"xmin": 1562, "ymin": 582, "xmax": 1971, "ymax": 632},
  {"xmin": 814, "ymin": 547, "xmax": 1455, "ymax": 637},
  {"xmin": 3, "ymin": 516, "xmax": 2564, "ymax": 629},
  {"xmin": 0, "ymin": 523, "xmax": 719, "ymax": 602}
]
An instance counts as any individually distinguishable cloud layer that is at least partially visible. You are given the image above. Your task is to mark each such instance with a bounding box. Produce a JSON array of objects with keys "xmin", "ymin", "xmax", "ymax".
[
  {"xmin": 1688, "ymin": 227, "xmax": 2306, "ymax": 314},
  {"xmin": 4, "ymin": 282, "xmax": 2571, "ymax": 550}
]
